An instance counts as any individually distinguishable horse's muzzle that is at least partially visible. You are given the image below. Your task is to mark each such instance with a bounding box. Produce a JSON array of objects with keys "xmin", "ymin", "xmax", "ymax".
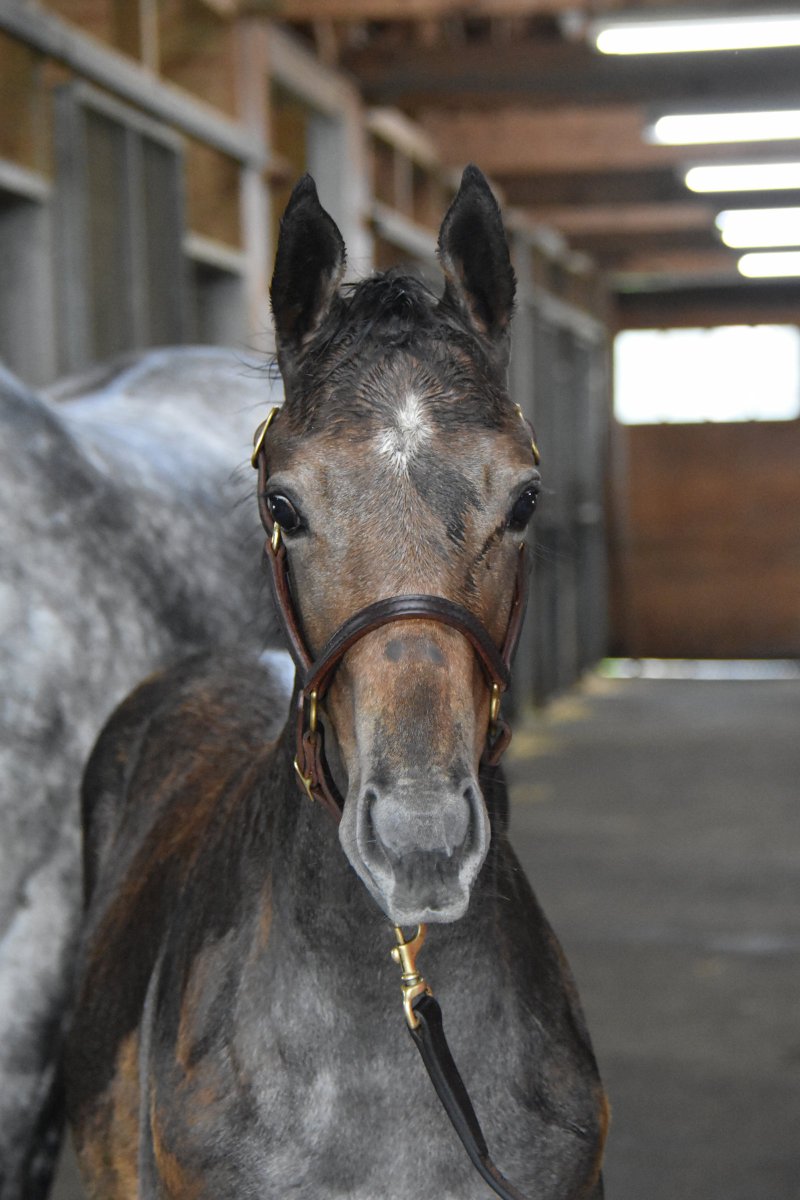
[{"xmin": 345, "ymin": 775, "xmax": 490, "ymax": 924}]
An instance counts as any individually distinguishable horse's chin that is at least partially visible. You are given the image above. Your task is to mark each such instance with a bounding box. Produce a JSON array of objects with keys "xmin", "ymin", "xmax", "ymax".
[
  {"xmin": 352, "ymin": 861, "xmax": 472, "ymax": 926},
  {"xmin": 388, "ymin": 891, "xmax": 471, "ymax": 926},
  {"xmin": 339, "ymin": 829, "xmax": 481, "ymax": 925}
]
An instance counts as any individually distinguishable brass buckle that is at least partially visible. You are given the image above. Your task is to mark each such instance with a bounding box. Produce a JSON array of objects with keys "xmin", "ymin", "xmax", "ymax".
[
  {"xmin": 251, "ymin": 405, "xmax": 280, "ymax": 469},
  {"xmin": 391, "ymin": 924, "xmax": 432, "ymax": 1030}
]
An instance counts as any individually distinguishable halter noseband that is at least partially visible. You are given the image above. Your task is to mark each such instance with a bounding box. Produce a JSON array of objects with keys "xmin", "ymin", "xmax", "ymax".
[{"xmin": 252, "ymin": 406, "xmax": 531, "ymax": 823}]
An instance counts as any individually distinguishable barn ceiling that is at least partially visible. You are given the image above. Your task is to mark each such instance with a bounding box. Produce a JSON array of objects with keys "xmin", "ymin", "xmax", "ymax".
[{"xmin": 271, "ymin": 0, "xmax": 800, "ymax": 317}]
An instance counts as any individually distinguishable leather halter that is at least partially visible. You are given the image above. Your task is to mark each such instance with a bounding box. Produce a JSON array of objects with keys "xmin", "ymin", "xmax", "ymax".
[{"xmin": 252, "ymin": 407, "xmax": 529, "ymax": 823}]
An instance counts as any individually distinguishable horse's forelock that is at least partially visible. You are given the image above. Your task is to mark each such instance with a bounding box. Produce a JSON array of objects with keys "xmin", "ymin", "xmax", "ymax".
[{"xmin": 281, "ymin": 270, "xmax": 509, "ymax": 433}]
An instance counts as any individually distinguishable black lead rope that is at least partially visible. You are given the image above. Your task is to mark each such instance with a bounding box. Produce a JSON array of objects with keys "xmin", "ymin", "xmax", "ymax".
[
  {"xmin": 392, "ymin": 926, "xmax": 532, "ymax": 1200},
  {"xmin": 409, "ymin": 993, "xmax": 531, "ymax": 1200}
]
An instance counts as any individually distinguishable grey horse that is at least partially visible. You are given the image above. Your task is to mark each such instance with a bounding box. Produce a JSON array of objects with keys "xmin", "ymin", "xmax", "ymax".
[{"xmin": 0, "ymin": 348, "xmax": 289, "ymax": 1199}]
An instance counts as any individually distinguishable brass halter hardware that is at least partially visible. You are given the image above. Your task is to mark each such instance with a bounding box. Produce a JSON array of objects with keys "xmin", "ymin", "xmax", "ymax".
[
  {"xmin": 293, "ymin": 757, "xmax": 316, "ymax": 803},
  {"xmin": 292, "ymin": 689, "xmax": 318, "ymax": 802},
  {"xmin": 251, "ymin": 405, "xmax": 280, "ymax": 468},
  {"xmin": 391, "ymin": 924, "xmax": 432, "ymax": 1030},
  {"xmin": 514, "ymin": 404, "xmax": 540, "ymax": 466},
  {"xmin": 253, "ymin": 407, "xmax": 283, "ymax": 550},
  {"xmin": 489, "ymin": 681, "xmax": 501, "ymax": 727}
]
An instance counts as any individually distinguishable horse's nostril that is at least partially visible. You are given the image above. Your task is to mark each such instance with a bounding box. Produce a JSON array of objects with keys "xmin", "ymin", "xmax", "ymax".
[{"xmin": 363, "ymin": 787, "xmax": 378, "ymax": 808}]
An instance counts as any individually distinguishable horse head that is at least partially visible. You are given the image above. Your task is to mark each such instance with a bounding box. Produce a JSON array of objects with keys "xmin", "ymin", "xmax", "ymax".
[{"xmin": 265, "ymin": 167, "xmax": 540, "ymax": 926}]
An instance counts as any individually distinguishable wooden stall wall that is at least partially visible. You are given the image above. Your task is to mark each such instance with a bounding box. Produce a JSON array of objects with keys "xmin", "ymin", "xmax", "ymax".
[{"xmin": 611, "ymin": 419, "xmax": 800, "ymax": 659}]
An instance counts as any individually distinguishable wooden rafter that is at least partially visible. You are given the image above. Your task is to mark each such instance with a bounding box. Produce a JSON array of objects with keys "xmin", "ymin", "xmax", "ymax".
[
  {"xmin": 420, "ymin": 106, "xmax": 800, "ymax": 175},
  {"xmin": 608, "ymin": 248, "xmax": 738, "ymax": 279},
  {"xmin": 342, "ymin": 39, "xmax": 800, "ymax": 111},
  {"xmin": 273, "ymin": 0, "xmax": 736, "ymax": 19},
  {"xmin": 531, "ymin": 203, "xmax": 716, "ymax": 237}
]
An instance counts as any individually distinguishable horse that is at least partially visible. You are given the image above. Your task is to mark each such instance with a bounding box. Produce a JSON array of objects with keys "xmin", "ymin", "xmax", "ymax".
[
  {"xmin": 0, "ymin": 348, "xmax": 288, "ymax": 1200},
  {"xmin": 64, "ymin": 167, "xmax": 608, "ymax": 1199}
]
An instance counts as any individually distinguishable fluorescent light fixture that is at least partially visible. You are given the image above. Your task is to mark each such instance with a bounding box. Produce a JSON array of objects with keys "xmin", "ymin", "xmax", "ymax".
[
  {"xmin": 685, "ymin": 163, "xmax": 800, "ymax": 192},
  {"xmin": 716, "ymin": 207, "xmax": 800, "ymax": 247},
  {"xmin": 651, "ymin": 109, "xmax": 800, "ymax": 145},
  {"xmin": 738, "ymin": 251, "xmax": 800, "ymax": 277},
  {"xmin": 595, "ymin": 14, "xmax": 800, "ymax": 55}
]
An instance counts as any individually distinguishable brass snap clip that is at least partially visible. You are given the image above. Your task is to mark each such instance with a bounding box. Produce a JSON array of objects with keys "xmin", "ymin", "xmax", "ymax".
[{"xmin": 391, "ymin": 924, "xmax": 431, "ymax": 1030}]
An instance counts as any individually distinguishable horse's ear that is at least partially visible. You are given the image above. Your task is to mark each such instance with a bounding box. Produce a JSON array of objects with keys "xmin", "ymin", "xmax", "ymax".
[
  {"xmin": 438, "ymin": 165, "xmax": 516, "ymax": 350},
  {"xmin": 270, "ymin": 175, "xmax": 346, "ymax": 373}
]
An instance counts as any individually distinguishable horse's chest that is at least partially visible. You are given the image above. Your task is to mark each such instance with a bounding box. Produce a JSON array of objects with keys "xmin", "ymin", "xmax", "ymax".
[
  {"xmin": 156, "ymin": 983, "xmax": 596, "ymax": 1200},
  {"xmin": 164, "ymin": 1036, "xmax": 494, "ymax": 1199}
]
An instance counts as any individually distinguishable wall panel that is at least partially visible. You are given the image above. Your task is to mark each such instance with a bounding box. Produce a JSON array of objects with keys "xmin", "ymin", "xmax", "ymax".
[{"xmin": 613, "ymin": 420, "xmax": 800, "ymax": 658}]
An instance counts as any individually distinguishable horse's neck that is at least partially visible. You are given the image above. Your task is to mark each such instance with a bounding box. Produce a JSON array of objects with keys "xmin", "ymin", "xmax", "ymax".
[
  {"xmin": 266, "ymin": 727, "xmax": 393, "ymax": 955},
  {"xmin": 249, "ymin": 725, "xmax": 509, "ymax": 1012}
]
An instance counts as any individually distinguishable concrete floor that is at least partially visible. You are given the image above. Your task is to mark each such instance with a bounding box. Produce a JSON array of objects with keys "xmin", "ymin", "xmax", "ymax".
[
  {"xmin": 52, "ymin": 674, "xmax": 800, "ymax": 1198},
  {"xmin": 505, "ymin": 675, "xmax": 800, "ymax": 1200}
]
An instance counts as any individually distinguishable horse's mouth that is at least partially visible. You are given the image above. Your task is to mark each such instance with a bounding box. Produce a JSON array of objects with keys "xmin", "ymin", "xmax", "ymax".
[{"xmin": 343, "ymin": 784, "xmax": 488, "ymax": 925}]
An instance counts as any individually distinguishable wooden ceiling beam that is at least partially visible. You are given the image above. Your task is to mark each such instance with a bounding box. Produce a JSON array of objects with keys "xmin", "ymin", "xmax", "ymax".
[
  {"xmin": 499, "ymin": 169, "xmax": 683, "ymax": 208},
  {"xmin": 570, "ymin": 228, "xmax": 722, "ymax": 260},
  {"xmin": 273, "ymin": 0, "xmax": 737, "ymax": 19},
  {"xmin": 610, "ymin": 248, "xmax": 739, "ymax": 280},
  {"xmin": 342, "ymin": 41, "xmax": 800, "ymax": 111},
  {"xmin": 615, "ymin": 281, "xmax": 800, "ymax": 326},
  {"xmin": 530, "ymin": 203, "xmax": 717, "ymax": 237},
  {"xmin": 498, "ymin": 171, "xmax": 800, "ymax": 211},
  {"xmin": 421, "ymin": 106, "xmax": 800, "ymax": 175}
]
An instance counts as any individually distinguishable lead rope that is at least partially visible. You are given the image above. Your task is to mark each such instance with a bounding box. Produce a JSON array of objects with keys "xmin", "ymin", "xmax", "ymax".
[{"xmin": 391, "ymin": 927, "xmax": 532, "ymax": 1200}]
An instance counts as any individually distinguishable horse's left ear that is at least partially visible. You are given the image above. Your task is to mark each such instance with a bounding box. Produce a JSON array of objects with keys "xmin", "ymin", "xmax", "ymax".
[
  {"xmin": 270, "ymin": 175, "xmax": 346, "ymax": 379},
  {"xmin": 438, "ymin": 165, "xmax": 516, "ymax": 353}
]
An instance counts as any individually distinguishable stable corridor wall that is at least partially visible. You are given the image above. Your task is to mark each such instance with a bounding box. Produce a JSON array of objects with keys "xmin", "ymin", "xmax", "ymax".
[{"xmin": 611, "ymin": 419, "xmax": 800, "ymax": 659}]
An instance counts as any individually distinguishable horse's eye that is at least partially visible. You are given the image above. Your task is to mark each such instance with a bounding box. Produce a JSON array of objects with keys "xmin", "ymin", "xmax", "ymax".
[
  {"xmin": 267, "ymin": 493, "xmax": 303, "ymax": 534},
  {"xmin": 508, "ymin": 485, "xmax": 539, "ymax": 531}
]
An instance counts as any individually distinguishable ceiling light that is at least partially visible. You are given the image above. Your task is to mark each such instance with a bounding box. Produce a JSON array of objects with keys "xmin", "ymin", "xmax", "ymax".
[
  {"xmin": 594, "ymin": 14, "xmax": 800, "ymax": 55},
  {"xmin": 738, "ymin": 251, "xmax": 800, "ymax": 277},
  {"xmin": 651, "ymin": 109, "xmax": 800, "ymax": 145},
  {"xmin": 685, "ymin": 163, "xmax": 800, "ymax": 192},
  {"xmin": 716, "ymin": 207, "xmax": 800, "ymax": 247}
]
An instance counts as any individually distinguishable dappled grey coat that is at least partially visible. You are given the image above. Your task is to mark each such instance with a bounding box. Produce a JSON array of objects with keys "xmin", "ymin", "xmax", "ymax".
[{"xmin": 0, "ymin": 348, "xmax": 286, "ymax": 1199}]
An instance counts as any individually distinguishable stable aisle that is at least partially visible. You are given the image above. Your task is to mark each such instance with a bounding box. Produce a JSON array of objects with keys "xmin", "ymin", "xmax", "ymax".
[{"xmin": 506, "ymin": 674, "xmax": 800, "ymax": 1200}]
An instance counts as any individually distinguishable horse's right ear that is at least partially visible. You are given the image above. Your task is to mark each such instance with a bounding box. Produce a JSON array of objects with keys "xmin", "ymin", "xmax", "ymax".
[{"xmin": 270, "ymin": 176, "xmax": 346, "ymax": 376}]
